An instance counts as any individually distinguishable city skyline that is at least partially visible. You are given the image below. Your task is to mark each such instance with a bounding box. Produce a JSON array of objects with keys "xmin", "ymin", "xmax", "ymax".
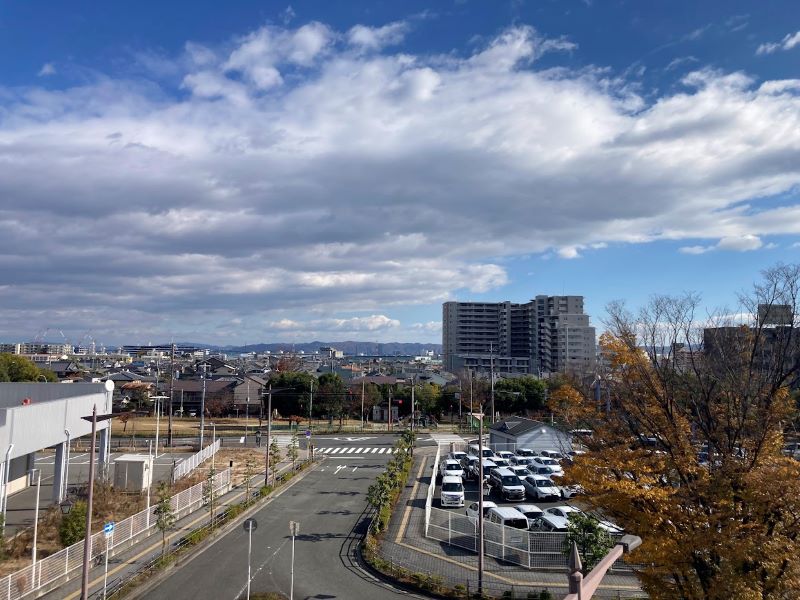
[{"xmin": 2, "ymin": 1, "xmax": 799, "ymax": 346}]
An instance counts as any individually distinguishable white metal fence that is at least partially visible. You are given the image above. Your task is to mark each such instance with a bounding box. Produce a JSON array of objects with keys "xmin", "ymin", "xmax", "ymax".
[
  {"xmin": 427, "ymin": 506, "xmax": 571, "ymax": 570},
  {"xmin": 424, "ymin": 446, "xmax": 441, "ymax": 536},
  {"xmin": 172, "ymin": 439, "xmax": 221, "ymax": 481},
  {"xmin": 0, "ymin": 468, "xmax": 231, "ymax": 599}
]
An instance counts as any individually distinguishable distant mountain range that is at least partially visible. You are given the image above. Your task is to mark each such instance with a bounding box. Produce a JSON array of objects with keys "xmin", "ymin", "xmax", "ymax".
[{"xmin": 214, "ymin": 341, "xmax": 442, "ymax": 356}]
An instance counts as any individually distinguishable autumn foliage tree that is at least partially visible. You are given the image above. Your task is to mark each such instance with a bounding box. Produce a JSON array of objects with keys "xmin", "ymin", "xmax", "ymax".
[{"xmin": 553, "ymin": 264, "xmax": 800, "ymax": 599}]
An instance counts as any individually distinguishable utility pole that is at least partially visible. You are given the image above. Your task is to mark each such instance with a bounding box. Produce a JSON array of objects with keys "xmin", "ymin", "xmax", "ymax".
[
  {"xmin": 200, "ymin": 363, "xmax": 209, "ymax": 449},
  {"xmin": 308, "ymin": 380, "xmax": 314, "ymax": 431},
  {"xmin": 477, "ymin": 404, "xmax": 485, "ymax": 596},
  {"xmin": 168, "ymin": 343, "xmax": 175, "ymax": 447},
  {"xmin": 388, "ymin": 387, "xmax": 392, "ymax": 432},
  {"xmin": 410, "ymin": 375, "xmax": 415, "ymax": 433},
  {"xmin": 264, "ymin": 384, "xmax": 272, "ymax": 487},
  {"xmin": 490, "ymin": 342, "xmax": 495, "ymax": 424},
  {"xmin": 360, "ymin": 378, "xmax": 365, "ymax": 431}
]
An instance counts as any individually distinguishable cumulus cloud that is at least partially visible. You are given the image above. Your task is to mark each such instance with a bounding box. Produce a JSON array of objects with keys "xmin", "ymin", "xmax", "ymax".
[
  {"xmin": 680, "ymin": 235, "xmax": 764, "ymax": 255},
  {"xmin": 1, "ymin": 22, "xmax": 800, "ymax": 344},
  {"xmin": 347, "ymin": 21, "xmax": 408, "ymax": 51},
  {"xmin": 37, "ymin": 63, "xmax": 56, "ymax": 76},
  {"xmin": 756, "ymin": 31, "xmax": 800, "ymax": 55}
]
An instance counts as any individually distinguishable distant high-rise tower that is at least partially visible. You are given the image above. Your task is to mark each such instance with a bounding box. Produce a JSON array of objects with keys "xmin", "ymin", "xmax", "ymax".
[{"xmin": 442, "ymin": 295, "xmax": 595, "ymax": 376}]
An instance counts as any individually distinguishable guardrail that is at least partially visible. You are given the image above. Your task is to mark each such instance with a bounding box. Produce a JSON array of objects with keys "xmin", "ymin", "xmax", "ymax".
[
  {"xmin": 0, "ymin": 468, "xmax": 231, "ymax": 600},
  {"xmin": 172, "ymin": 439, "xmax": 221, "ymax": 481}
]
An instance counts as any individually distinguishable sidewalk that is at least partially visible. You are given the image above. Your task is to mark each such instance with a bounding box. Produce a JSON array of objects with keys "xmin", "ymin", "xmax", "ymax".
[
  {"xmin": 376, "ymin": 448, "xmax": 645, "ymax": 598},
  {"xmin": 39, "ymin": 459, "xmax": 296, "ymax": 600}
]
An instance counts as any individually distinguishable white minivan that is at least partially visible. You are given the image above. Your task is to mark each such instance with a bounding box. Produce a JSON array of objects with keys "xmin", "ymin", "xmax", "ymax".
[{"xmin": 440, "ymin": 475, "xmax": 465, "ymax": 508}]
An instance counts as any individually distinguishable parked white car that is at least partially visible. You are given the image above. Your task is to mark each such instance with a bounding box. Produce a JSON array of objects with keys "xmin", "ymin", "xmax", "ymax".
[
  {"xmin": 531, "ymin": 456, "xmax": 564, "ymax": 475},
  {"xmin": 546, "ymin": 506, "xmax": 623, "ymax": 534},
  {"xmin": 508, "ymin": 465, "xmax": 531, "ymax": 479},
  {"xmin": 439, "ymin": 459, "xmax": 465, "ymax": 480},
  {"xmin": 448, "ymin": 451, "xmax": 468, "ymax": 463},
  {"xmin": 495, "ymin": 450, "xmax": 516, "ymax": 461},
  {"xmin": 529, "ymin": 514, "xmax": 569, "ymax": 532},
  {"xmin": 512, "ymin": 504, "xmax": 544, "ymax": 527},
  {"xmin": 509, "ymin": 455, "xmax": 534, "ymax": 466},
  {"xmin": 440, "ymin": 476, "xmax": 465, "ymax": 508},
  {"xmin": 515, "ymin": 448, "xmax": 536, "ymax": 457},
  {"xmin": 466, "ymin": 500, "xmax": 498, "ymax": 522},
  {"xmin": 522, "ymin": 475, "xmax": 561, "ymax": 502},
  {"xmin": 538, "ymin": 449, "xmax": 565, "ymax": 459}
]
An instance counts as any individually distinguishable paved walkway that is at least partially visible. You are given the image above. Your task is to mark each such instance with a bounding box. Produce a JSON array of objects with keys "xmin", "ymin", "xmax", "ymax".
[
  {"xmin": 377, "ymin": 447, "xmax": 645, "ymax": 598},
  {"xmin": 37, "ymin": 458, "xmax": 295, "ymax": 600}
]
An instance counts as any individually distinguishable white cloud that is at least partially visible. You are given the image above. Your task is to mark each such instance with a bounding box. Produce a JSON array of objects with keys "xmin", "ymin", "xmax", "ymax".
[
  {"xmin": 756, "ymin": 30, "xmax": 800, "ymax": 55},
  {"xmin": 412, "ymin": 321, "xmax": 442, "ymax": 333},
  {"xmin": 268, "ymin": 314, "xmax": 400, "ymax": 333},
  {"xmin": 37, "ymin": 63, "xmax": 56, "ymax": 77},
  {"xmin": 679, "ymin": 245, "xmax": 713, "ymax": 255},
  {"xmin": 2, "ymin": 22, "xmax": 800, "ymax": 343},
  {"xmin": 716, "ymin": 234, "xmax": 763, "ymax": 252},
  {"xmin": 347, "ymin": 21, "xmax": 408, "ymax": 51},
  {"xmin": 558, "ymin": 246, "xmax": 581, "ymax": 259}
]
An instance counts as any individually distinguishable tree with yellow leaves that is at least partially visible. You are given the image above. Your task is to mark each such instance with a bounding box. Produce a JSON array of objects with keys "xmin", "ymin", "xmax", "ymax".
[{"xmin": 552, "ymin": 264, "xmax": 800, "ymax": 599}]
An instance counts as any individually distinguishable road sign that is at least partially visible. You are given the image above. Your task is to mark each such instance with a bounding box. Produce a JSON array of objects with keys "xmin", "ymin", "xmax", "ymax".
[
  {"xmin": 243, "ymin": 518, "xmax": 258, "ymax": 533},
  {"xmin": 305, "ymin": 430, "xmax": 311, "ymax": 438},
  {"xmin": 289, "ymin": 520, "xmax": 299, "ymax": 536},
  {"xmin": 103, "ymin": 521, "xmax": 115, "ymax": 537}
]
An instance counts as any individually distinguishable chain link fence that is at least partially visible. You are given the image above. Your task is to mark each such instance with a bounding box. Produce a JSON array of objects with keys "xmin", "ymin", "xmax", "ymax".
[{"xmin": 0, "ymin": 468, "xmax": 231, "ymax": 600}]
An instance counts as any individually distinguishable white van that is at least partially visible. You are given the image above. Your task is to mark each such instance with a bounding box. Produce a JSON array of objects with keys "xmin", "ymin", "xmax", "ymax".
[
  {"xmin": 468, "ymin": 444, "xmax": 496, "ymax": 459},
  {"xmin": 440, "ymin": 475, "xmax": 465, "ymax": 508}
]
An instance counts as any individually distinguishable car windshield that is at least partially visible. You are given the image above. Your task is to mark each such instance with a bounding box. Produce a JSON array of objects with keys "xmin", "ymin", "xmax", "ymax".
[
  {"xmin": 517, "ymin": 449, "xmax": 534, "ymax": 456},
  {"xmin": 445, "ymin": 463, "xmax": 461, "ymax": 470},
  {"xmin": 442, "ymin": 482, "xmax": 463, "ymax": 492},
  {"xmin": 542, "ymin": 458, "xmax": 557, "ymax": 465},
  {"xmin": 536, "ymin": 480, "xmax": 553, "ymax": 487},
  {"xmin": 538, "ymin": 467, "xmax": 554, "ymax": 474},
  {"xmin": 522, "ymin": 510, "xmax": 540, "ymax": 518},
  {"xmin": 501, "ymin": 475, "xmax": 521, "ymax": 486}
]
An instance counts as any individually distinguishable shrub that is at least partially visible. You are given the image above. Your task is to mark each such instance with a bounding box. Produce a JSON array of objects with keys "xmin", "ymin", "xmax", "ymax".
[{"xmin": 59, "ymin": 500, "xmax": 87, "ymax": 546}]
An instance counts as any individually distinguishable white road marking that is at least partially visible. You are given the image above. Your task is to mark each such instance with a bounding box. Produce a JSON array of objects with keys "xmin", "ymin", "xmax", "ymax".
[
  {"xmin": 334, "ymin": 465, "xmax": 346, "ymax": 475},
  {"xmin": 346, "ymin": 447, "xmax": 355, "ymax": 454},
  {"xmin": 352, "ymin": 467, "xmax": 358, "ymax": 472}
]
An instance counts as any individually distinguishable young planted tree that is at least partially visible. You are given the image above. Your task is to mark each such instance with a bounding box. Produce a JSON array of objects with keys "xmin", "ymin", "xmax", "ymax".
[
  {"xmin": 552, "ymin": 264, "xmax": 800, "ymax": 599},
  {"xmin": 288, "ymin": 432, "xmax": 299, "ymax": 471},
  {"xmin": 203, "ymin": 467, "xmax": 217, "ymax": 529},
  {"xmin": 153, "ymin": 482, "xmax": 176, "ymax": 556},
  {"xmin": 268, "ymin": 438, "xmax": 282, "ymax": 485}
]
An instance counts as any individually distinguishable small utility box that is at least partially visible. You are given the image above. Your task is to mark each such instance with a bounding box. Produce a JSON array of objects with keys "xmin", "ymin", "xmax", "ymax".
[{"xmin": 113, "ymin": 454, "xmax": 153, "ymax": 492}]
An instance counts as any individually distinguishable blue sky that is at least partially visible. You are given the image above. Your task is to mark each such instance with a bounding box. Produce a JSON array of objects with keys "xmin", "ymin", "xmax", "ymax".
[{"xmin": 1, "ymin": 1, "xmax": 799, "ymax": 346}]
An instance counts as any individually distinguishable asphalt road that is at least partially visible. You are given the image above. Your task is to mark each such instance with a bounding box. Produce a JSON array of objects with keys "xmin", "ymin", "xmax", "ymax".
[{"xmin": 145, "ymin": 439, "xmax": 416, "ymax": 600}]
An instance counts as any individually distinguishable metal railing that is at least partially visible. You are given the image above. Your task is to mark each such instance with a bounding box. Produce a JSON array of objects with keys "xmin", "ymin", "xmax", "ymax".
[
  {"xmin": 172, "ymin": 439, "xmax": 221, "ymax": 481},
  {"xmin": 0, "ymin": 468, "xmax": 231, "ymax": 600},
  {"xmin": 424, "ymin": 445, "xmax": 441, "ymax": 536}
]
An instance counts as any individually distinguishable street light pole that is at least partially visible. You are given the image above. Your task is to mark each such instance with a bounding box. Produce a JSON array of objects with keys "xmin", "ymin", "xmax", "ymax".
[
  {"xmin": 30, "ymin": 468, "xmax": 41, "ymax": 584},
  {"xmin": 410, "ymin": 376, "xmax": 415, "ymax": 433},
  {"xmin": 80, "ymin": 406, "xmax": 114, "ymax": 600},
  {"xmin": 151, "ymin": 395, "xmax": 168, "ymax": 458},
  {"xmin": 242, "ymin": 518, "xmax": 257, "ymax": 600},
  {"xmin": 490, "ymin": 342, "xmax": 495, "ymax": 424},
  {"xmin": 63, "ymin": 429, "xmax": 71, "ymax": 501},
  {"xmin": 289, "ymin": 521, "xmax": 299, "ymax": 600},
  {"xmin": 360, "ymin": 378, "xmax": 365, "ymax": 432}
]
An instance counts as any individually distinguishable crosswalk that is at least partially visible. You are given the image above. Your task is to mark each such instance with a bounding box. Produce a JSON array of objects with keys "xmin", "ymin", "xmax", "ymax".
[
  {"xmin": 315, "ymin": 447, "xmax": 396, "ymax": 455},
  {"xmin": 430, "ymin": 433, "xmax": 466, "ymax": 445}
]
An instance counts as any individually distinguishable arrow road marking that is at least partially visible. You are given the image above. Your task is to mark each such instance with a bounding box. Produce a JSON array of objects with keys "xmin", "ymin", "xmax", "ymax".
[{"xmin": 334, "ymin": 465, "xmax": 346, "ymax": 475}]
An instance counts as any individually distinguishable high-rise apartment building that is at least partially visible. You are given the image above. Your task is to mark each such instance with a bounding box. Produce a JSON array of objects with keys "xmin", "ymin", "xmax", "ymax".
[{"xmin": 443, "ymin": 295, "xmax": 596, "ymax": 376}]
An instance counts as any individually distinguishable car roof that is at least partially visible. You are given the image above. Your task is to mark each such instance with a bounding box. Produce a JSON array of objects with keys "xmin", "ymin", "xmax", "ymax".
[
  {"xmin": 530, "ymin": 474, "xmax": 554, "ymax": 482},
  {"xmin": 549, "ymin": 505, "xmax": 579, "ymax": 513},
  {"xmin": 488, "ymin": 506, "xmax": 527, "ymax": 518},
  {"xmin": 443, "ymin": 459, "xmax": 461, "ymax": 465},
  {"xmin": 442, "ymin": 475, "xmax": 463, "ymax": 483},
  {"xmin": 540, "ymin": 514, "xmax": 570, "ymax": 526},
  {"xmin": 493, "ymin": 467, "xmax": 516, "ymax": 476},
  {"xmin": 514, "ymin": 504, "xmax": 542, "ymax": 513}
]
